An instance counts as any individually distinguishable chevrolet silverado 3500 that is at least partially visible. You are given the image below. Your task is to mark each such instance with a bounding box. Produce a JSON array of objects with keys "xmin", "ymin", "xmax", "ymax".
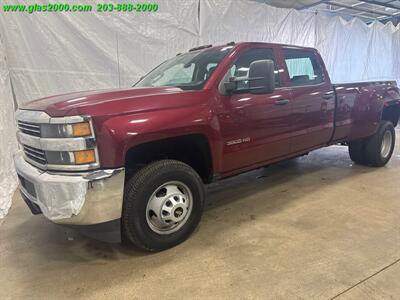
[{"xmin": 14, "ymin": 42, "xmax": 400, "ymax": 251}]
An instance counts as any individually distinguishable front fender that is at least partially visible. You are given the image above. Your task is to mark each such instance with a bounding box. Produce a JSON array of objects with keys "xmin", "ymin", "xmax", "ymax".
[{"xmin": 93, "ymin": 106, "xmax": 222, "ymax": 170}]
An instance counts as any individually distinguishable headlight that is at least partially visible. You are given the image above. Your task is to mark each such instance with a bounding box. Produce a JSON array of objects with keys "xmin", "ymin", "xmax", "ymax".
[
  {"xmin": 40, "ymin": 122, "xmax": 92, "ymax": 138},
  {"xmin": 44, "ymin": 149, "xmax": 97, "ymax": 166}
]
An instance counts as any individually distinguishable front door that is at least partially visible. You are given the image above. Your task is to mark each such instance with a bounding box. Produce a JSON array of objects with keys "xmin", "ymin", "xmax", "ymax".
[{"xmin": 217, "ymin": 47, "xmax": 293, "ymax": 173}]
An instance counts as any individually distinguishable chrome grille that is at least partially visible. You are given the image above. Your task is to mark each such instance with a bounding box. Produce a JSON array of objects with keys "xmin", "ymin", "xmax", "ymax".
[
  {"xmin": 18, "ymin": 121, "xmax": 41, "ymax": 137},
  {"xmin": 23, "ymin": 145, "xmax": 47, "ymax": 165}
]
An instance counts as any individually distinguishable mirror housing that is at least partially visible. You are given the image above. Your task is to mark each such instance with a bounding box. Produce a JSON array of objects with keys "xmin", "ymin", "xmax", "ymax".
[
  {"xmin": 248, "ymin": 59, "xmax": 275, "ymax": 94},
  {"xmin": 223, "ymin": 59, "xmax": 275, "ymax": 94}
]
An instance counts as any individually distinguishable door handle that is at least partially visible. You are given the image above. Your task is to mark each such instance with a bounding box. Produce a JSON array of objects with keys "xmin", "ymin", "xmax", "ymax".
[{"xmin": 274, "ymin": 99, "xmax": 290, "ymax": 106}]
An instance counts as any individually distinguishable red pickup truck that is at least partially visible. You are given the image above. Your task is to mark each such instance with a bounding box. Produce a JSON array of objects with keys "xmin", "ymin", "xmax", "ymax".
[{"xmin": 15, "ymin": 42, "xmax": 400, "ymax": 251}]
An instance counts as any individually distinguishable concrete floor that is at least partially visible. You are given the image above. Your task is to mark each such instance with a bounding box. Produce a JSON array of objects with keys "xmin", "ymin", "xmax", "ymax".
[{"xmin": 1, "ymin": 132, "xmax": 400, "ymax": 299}]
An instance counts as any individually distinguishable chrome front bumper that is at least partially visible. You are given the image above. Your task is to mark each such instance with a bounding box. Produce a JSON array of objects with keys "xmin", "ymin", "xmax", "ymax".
[{"xmin": 14, "ymin": 151, "xmax": 125, "ymax": 225}]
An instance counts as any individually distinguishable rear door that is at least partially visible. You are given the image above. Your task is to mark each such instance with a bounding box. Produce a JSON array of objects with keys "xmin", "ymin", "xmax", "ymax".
[
  {"xmin": 217, "ymin": 47, "xmax": 293, "ymax": 173},
  {"xmin": 282, "ymin": 48, "xmax": 335, "ymax": 152}
]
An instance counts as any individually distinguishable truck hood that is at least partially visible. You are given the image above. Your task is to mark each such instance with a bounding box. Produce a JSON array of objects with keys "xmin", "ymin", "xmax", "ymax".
[{"xmin": 20, "ymin": 86, "xmax": 198, "ymax": 117}]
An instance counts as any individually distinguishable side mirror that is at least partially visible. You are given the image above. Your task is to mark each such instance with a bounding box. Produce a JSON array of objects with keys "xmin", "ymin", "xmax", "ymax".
[
  {"xmin": 222, "ymin": 59, "xmax": 276, "ymax": 95},
  {"xmin": 248, "ymin": 59, "xmax": 275, "ymax": 94}
]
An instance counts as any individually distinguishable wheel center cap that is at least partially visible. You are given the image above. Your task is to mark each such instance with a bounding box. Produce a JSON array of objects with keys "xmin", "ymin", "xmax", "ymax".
[{"xmin": 174, "ymin": 207, "xmax": 184, "ymax": 218}]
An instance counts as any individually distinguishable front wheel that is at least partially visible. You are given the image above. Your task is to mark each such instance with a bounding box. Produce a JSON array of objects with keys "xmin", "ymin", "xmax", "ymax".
[{"xmin": 122, "ymin": 160, "xmax": 205, "ymax": 252}]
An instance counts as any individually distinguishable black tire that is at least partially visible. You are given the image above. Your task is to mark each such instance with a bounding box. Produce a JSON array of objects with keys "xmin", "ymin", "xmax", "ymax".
[
  {"xmin": 348, "ymin": 140, "xmax": 367, "ymax": 165},
  {"xmin": 365, "ymin": 121, "xmax": 396, "ymax": 167},
  {"xmin": 122, "ymin": 160, "xmax": 205, "ymax": 252}
]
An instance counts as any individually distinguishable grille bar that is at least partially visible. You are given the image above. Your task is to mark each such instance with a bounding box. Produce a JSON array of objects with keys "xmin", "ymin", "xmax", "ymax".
[
  {"xmin": 25, "ymin": 150, "xmax": 46, "ymax": 161},
  {"xmin": 23, "ymin": 145, "xmax": 46, "ymax": 165},
  {"xmin": 20, "ymin": 127, "xmax": 40, "ymax": 134},
  {"xmin": 25, "ymin": 153, "xmax": 47, "ymax": 165},
  {"xmin": 18, "ymin": 121, "xmax": 40, "ymax": 129},
  {"xmin": 18, "ymin": 121, "xmax": 41, "ymax": 137},
  {"xmin": 24, "ymin": 145, "xmax": 44, "ymax": 156}
]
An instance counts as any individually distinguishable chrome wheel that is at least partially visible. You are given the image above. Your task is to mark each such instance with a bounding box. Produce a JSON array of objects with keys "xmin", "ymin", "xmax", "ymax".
[
  {"xmin": 380, "ymin": 130, "xmax": 393, "ymax": 159},
  {"xmin": 146, "ymin": 181, "xmax": 192, "ymax": 235}
]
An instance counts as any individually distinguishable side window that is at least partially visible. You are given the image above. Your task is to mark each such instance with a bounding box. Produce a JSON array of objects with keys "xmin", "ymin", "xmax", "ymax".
[
  {"xmin": 283, "ymin": 49, "xmax": 324, "ymax": 87},
  {"xmin": 227, "ymin": 48, "xmax": 280, "ymax": 90}
]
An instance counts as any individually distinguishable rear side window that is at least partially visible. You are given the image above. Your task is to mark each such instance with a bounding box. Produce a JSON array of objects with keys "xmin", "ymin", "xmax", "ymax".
[
  {"xmin": 283, "ymin": 49, "xmax": 324, "ymax": 87},
  {"xmin": 228, "ymin": 48, "xmax": 281, "ymax": 89}
]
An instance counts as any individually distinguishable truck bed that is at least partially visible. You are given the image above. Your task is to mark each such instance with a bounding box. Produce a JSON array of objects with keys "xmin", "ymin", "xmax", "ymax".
[{"xmin": 331, "ymin": 80, "xmax": 399, "ymax": 143}]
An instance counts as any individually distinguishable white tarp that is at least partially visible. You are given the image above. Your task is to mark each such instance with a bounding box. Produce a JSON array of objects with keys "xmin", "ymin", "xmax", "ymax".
[
  {"xmin": 0, "ymin": 0, "xmax": 200, "ymax": 106},
  {"xmin": 0, "ymin": 32, "xmax": 18, "ymax": 218},
  {"xmin": 200, "ymin": 0, "xmax": 400, "ymax": 83},
  {"xmin": 0, "ymin": 0, "xmax": 400, "ymax": 218},
  {"xmin": 200, "ymin": 1, "xmax": 316, "ymax": 47}
]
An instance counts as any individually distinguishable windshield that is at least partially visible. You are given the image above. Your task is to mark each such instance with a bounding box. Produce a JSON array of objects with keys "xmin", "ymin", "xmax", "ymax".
[{"xmin": 134, "ymin": 46, "xmax": 233, "ymax": 90}]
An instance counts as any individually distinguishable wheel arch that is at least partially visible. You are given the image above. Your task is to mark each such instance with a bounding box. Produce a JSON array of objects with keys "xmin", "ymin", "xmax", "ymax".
[
  {"xmin": 124, "ymin": 133, "xmax": 214, "ymax": 183},
  {"xmin": 381, "ymin": 103, "xmax": 400, "ymax": 127}
]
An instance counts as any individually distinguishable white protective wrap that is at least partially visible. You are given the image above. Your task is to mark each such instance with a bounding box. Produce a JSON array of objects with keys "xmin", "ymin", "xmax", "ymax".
[
  {"xmin": 0, "ymin": 0, "xmax": 400, "ymax": 219},
  {"xmin": 0, "ymin": 33, "xmax": 18, "ymax": 219},
  {"xmin": 14, "ymin": 151, "xmax": 87, "ymax": 220}
]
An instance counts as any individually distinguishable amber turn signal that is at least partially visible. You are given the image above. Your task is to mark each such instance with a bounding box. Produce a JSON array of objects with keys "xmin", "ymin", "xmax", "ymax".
[
  {"xmin": 74, "ymin": 150, "xmax": 96, "ymax": 165},
  {"xmin": 72, "ymin": 122, "xmax": 91, "ymax": 137}
]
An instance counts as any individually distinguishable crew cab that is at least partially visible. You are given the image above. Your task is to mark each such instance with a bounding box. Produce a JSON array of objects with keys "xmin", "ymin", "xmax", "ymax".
[{"xmin": 14, "ymin": 42, "xmax": 400, "ymax": 251}]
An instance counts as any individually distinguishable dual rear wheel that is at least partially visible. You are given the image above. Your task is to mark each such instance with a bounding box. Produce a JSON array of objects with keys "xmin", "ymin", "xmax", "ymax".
[{"xmin": 348, "ymin": 121, "xmax": 396, "ymax": 167}]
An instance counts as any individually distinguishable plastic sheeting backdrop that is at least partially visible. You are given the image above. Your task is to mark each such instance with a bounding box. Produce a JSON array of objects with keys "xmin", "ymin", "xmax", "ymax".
[{"xmin": 0, "ymin": 0, "xmax": 399, "ymax": 219}]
